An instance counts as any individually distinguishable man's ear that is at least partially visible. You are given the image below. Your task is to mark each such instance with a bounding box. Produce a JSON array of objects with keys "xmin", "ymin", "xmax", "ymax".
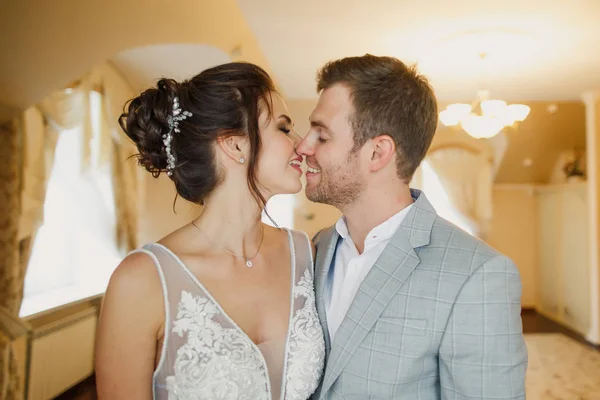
[{"xmin": 368, "ymin": 135, "xmax": 396, "ymax": 172}]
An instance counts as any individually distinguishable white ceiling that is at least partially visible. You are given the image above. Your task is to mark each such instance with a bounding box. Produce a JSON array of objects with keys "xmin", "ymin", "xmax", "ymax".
[
  {"xmin": 237, "ymin": 0, "xmax": 600, "ymax": 101},
  {"xmin": 111, "ymin": 44, "xmax": 231, "ymax": 93}
]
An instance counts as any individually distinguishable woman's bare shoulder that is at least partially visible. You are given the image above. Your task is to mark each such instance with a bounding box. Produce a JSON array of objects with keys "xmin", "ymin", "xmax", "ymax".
[
  {"xmin": 109, "ymin": 250, "xmax": 163, "ymax": 297},
  {"xmin": 101, "ymin": 249, "xmax": 166, "ymax": 333}
]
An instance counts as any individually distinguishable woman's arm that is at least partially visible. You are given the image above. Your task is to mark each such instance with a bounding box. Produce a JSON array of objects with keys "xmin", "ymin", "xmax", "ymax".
[{"xmin": 95, "ymin": 252, "xmax": 165, "ymax": 399}]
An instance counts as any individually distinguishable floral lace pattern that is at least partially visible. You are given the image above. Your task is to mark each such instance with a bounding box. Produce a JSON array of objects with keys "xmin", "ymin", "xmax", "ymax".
[
  {"xmin": 162, "ymin": 267, "xmax": 325, "ymax": 400},
  {"xmin": 166, "ymin": 292, "xmax": 269, "ymax": 400},
  {"xmin": 283, "ymin": 269, "xmax": 326, "ymax": 400}
]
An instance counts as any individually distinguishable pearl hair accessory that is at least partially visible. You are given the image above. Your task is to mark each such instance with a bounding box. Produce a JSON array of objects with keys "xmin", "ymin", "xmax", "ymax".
[{"xmin": 163, "ymin": 97, "xmax": 192, "ymax": 176}]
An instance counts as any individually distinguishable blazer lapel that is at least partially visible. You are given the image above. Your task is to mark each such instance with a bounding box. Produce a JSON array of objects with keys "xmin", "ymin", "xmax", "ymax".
[
  {"xmin": 313, "ymin": 226, "xmax": 339, "ymax": 354},
  {"xmin": 319, "ymin": 190, "xmax": 436, "ymax": 396}
]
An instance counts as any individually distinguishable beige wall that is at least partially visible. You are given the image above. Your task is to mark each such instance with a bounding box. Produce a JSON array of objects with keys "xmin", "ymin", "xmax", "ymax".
[
  {"xmin": 0, "ymin": 0, "xmax": 273, "ymax": 121},
  {"xmin": 287, "ymin": 99, "xmax": 316, "ymax": 139},
  {"xmin": 583, "ymin": 91, "xmax": 600, "ymax": 344},
  {"xmin": 436, "ymin": 101, "xmax": 586, "ymax": 184},
  {"xmin": 138, "ymin": 175, "xmax": 201, "ymax": 245},
  {"xmin": 594, "ymin": 96, "xmax": 600, "ymax": 343},
  {"xmin": 494, "ymin": 102, "xmax": 586, "ymax": 184},
  {"xmin": 535, "ymin": 183, "xmax": 590, "ymax": 334},
  {"xmin": 487, "ymin": 186, "xmax": 538, "ymax": 308}
]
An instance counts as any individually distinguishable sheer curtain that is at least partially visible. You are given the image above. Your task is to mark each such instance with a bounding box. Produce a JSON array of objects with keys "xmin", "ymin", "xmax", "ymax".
[
  {"xmin": 2, "ymin": 63, "xmax": 140, "ymax": 396},
  {"xmin": 21, "ymin": 85, "xmax": 122, "ymax": 317},
  {"xmin": 0, "ymin": 119, "xmax": 26, "ymax": 399},
  {"xmin": 90, "ymin": 65, "xmax": 140, "ymax": 253},
  {"xmin": 426, "ymin": 146, "xmax": 493, "ymax": 238}
]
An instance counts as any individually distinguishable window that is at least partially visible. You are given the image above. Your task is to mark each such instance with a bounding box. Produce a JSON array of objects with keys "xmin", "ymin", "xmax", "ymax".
[{"xmin": 20, "ymin": 92, "xmax": 122, "ymax": 318}]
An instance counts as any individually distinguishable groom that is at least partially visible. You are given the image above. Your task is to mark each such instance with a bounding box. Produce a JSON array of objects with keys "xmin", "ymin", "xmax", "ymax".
[{"xmin": 296, "ymin": 54, "xmax": 527, "ymax": 399}]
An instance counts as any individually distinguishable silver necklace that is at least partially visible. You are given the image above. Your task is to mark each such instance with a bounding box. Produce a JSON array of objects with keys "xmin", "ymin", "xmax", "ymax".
[{"xmin": 191, "ymin": 221, "xmax": 264, "ymax": 267}]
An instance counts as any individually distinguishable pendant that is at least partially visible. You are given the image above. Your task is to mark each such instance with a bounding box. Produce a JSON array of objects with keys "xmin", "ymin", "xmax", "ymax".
[{"xmin": 245, "ymin": 259, "xmax": 253, "ymax": 268}]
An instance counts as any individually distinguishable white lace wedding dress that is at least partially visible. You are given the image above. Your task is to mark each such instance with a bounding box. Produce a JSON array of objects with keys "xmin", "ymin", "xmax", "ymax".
[{"xmin": 133, "ymin": 229, "xmax": 325, "ymax": 400}]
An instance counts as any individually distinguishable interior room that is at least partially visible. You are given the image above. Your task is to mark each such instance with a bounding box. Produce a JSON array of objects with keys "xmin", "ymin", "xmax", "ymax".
[{"xmin": 1, "ymin": 1, "xmax": 600, "ymax": 399}]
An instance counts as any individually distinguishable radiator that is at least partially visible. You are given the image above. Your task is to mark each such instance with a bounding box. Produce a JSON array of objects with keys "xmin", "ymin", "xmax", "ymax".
[{"xmin": 26, "ymin": 305, "xmax": 97, "ymax": 400}]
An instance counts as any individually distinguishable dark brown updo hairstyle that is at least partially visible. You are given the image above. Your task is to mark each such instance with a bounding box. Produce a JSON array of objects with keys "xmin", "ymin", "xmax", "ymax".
[{"xmin": 119, "ymin": 62, "xmax": 277, "ymax": 207}]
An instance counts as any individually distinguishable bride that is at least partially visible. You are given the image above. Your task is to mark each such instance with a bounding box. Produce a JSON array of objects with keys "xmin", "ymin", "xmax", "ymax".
[{"xmin": 94, "ymin": 62, "xmax": 325, "ymax": 399}]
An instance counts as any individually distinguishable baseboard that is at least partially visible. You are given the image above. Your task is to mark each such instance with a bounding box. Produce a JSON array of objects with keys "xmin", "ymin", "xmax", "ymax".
[{"xmin": 523, "ymin": 308, "xmax": 599, "ymax": 351}]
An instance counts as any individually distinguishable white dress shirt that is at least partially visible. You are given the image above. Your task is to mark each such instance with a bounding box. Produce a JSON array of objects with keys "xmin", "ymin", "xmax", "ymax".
[{"xmin": 325, "ymin": 204, "xmax": 413, "ymax": 341}]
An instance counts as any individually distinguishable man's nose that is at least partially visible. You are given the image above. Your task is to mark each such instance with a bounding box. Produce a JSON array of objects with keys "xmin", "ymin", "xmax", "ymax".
[{"xmin": 296, "ymin": 134, "xmax": 314, "ymax": 156}]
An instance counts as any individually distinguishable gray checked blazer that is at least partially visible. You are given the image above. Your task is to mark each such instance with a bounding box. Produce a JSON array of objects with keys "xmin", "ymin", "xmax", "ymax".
[{"xmin": 311, "ymin": 189, "xmax": 527, "ymax": 399}]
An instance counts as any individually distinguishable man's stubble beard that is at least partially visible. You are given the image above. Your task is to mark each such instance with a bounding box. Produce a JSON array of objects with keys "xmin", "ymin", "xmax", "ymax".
[{"xmin": 306, "ymin": 154, "xmax": 365, "ymax": 210}]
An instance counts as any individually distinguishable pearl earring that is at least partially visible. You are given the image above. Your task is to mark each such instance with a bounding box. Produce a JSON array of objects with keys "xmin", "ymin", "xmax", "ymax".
[{"xmin": 239, "ymin": 157, "xmax": 245, "ymax": 164}]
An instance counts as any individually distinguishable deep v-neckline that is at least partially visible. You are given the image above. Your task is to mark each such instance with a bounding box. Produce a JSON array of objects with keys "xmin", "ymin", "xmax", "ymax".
[
  {"xmin": 153, "ymin": 228, "xmax": 296, "ymax": 348},
  {"xmin": 152, "ymin": 229, "xmax": 296, "ymax": 399}
]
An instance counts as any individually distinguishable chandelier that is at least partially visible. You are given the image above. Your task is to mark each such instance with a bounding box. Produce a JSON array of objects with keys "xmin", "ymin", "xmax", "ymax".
[
  {"xmin": 439, "ymin": 91, "xmax": 530, "ymax": 139},
  {"xmin": 438, "ymin": 53, "xmax": 530, "ymax": 139}
]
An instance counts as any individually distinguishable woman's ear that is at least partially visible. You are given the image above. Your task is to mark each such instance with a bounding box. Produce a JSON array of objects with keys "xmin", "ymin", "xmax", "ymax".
[{"xmin": 217, "ymin": 135, "xmax": 249, "ymax": 164}]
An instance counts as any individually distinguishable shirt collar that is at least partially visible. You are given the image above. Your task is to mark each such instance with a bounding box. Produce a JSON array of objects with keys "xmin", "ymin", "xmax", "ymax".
[{"xmin": 335, "ymin": 203, "xmax": 414, "ymax": 249}]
